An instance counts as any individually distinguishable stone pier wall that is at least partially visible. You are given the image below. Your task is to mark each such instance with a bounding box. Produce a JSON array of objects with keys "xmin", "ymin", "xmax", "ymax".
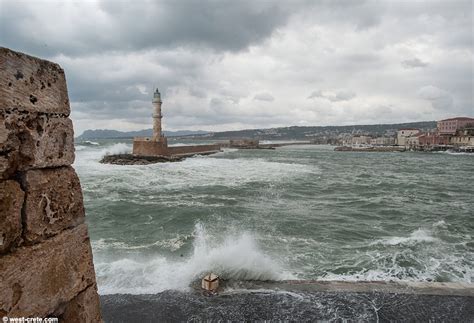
[
  {"xmin": 0, "ymin": 47, "xmax": 101, "ymax": 321},
  {"xmin": 166, "ymin": 144, "xmax": 221, "ymax": 156},
  {"xmin": 133, "ymin": 139, "xmax": 221, "ymax": 157},
  {"xmin": 132, "ymin": 138, "xmax": 168, "ymax": 156}
]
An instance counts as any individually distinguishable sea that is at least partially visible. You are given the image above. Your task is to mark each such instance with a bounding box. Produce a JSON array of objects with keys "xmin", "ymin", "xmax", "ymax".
[{"xmin": 73, "ymin": 139, "xmax": 473, "ymax": 295}]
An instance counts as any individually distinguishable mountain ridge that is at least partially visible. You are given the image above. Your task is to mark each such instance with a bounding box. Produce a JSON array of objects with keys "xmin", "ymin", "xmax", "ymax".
[
  {"xmin": 76, "ymin": 129, "xmax": 209, "ymax": 140},
  {"xmin": 76, "ymin": 121, "xmax": 437, "ymax": 140}
]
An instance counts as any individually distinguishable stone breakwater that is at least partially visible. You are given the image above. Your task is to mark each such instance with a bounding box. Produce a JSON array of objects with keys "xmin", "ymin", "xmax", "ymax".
[
  {"xmin": 100, "ymin": 150, "xmax": 220, "ymax": 165},
  {"xmin": 101, "ymin": 281, "xmax": 473, "ymax": 322},
  {"xmin": 100, "ymin": 154, "xmax": 184, "ymax": 165},
  {"xmin": 0, "ymin": 47, "xmax": 101, "ymax": 321}
]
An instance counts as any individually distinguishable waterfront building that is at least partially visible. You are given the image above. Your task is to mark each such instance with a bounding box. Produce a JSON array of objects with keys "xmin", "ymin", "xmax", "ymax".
[
  {"xmin": 351, "ymin": 135, "xmax": 371, "ymax": 145},
  {"xmin": 369, "ymin": 137, "xmax": 395, "ymax": 146},
  {"xmin": 418, "ymin": 132, "xmax": 451, "ymax": 147},
  {"xmin": 450, "ymin": 127, "xmax": 474, "ymax": 146},
  {"xmin": 437, "ymin": 117, "xmax": 474, "ymax": 135},
  {"xmin": 396, "ymin": 129, "xmax": 420, "ymax": 146},
  {"xmin": 405, "ymin": 135, "xmax": 422, "ymax": 149}
]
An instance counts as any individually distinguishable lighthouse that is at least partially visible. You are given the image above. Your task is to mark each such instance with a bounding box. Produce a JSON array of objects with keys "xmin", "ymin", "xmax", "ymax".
[
  {"xmin": 132, "ymin": 87, "xmax": 220, "ymax": 158},
  {"xmin": 152, "ymin": 88, "xmax": 163, "ymax": 141}
]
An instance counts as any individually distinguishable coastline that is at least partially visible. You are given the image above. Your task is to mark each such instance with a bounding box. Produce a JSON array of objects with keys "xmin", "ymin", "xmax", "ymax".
[{"xmin": 334, "ymin": 145, "xmax": 474, "ymax": 153}]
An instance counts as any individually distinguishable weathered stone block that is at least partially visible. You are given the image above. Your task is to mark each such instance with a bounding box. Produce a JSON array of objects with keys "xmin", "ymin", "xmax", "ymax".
[
  {"xmin": 0, "ymin": 224, "xmax": 97, "ymax": 317},
  {"xmin": 0, "ymin": 180, "xmax": 24, "ymax": 254},
  {"xmin": 0, "ymin": 112, "xmax": 74, "ymax": 179},
  {"xmin": 20, "ymin": 166, "xmax": 85, "ymax": 243},
  {"xmin": 0, "ymin": 47, "xmax": 70, "ymax": 115},
  {"xmin": 56, "ymin": 284, "xmax": 102, "ymax": 322}
]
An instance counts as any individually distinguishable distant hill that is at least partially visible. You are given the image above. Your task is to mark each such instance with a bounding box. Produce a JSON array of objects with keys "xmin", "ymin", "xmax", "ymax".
[
  {"xmin": 77, "ymin": 121, "xmax": 437, "ymax": 141},
  {"xmin": 76, "ymin": 129, "xmax": 209, "ymax": 140},
  {"xmin": 190, "ymin": 121, "xmax": 437, "ymax": 140}
]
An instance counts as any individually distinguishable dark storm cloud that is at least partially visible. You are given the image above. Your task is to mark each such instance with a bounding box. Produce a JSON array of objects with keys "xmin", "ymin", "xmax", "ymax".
[
  {"xmin": 402, "ymin": 58, "xmax": 429, "ymax": 69},
  {"xmin": 0, "ymin": 0, "xmax": 293, "ymax": 57},
  {"xmin": 253, "ymin": 93, "xmax": 275, "ymax": 102}
]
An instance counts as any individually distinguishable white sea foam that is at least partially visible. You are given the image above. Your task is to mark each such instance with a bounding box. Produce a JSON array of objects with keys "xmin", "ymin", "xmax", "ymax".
[
  {"xmin": 435, "ymin": 150, "xmax": 474, "ymax": 156},
  {"xmin": 323, "ymin": 226, "xmax": 472, "ymax": 283},
  {"xmin": 223, "ymin": 288, "xmax": 305, "ymax": 299},
  {"xmin": 370, "ymin": 228, "xmax": 438, "ymax": 246},
  {"xmin": 74, "ymin": 145, "xmax": 317, "ymax": 196},
  {"xmin": 92, "ymin": 235, "xmax": 189, "ymax": 252},
  {"xmin": 102, "ymin": 143, "xmax": 132, "ymax": 156},
  {"xmin": 321, "ymin": 269, "xmax": 426, "ymax": 282},
  {"xmin": 433, "ymin": 220, "xmax": 447, "ymax": 228},
  {"xmin": 84, "ymin": 140, "xmax": 100, "ymax": 145},
  {"xmin": 321, "ymin": 255, "xmax": 473, "ymax": 283},
  {"xmin": 95, "ymin": 223, "xmax": 294, "ymax": 294},
  {"xmin": 76, "ymin": 140, "xmax": 100, "ymax": 146}
]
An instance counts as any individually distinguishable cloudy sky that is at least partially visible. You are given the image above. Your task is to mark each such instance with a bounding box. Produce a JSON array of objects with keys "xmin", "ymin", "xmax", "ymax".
[{"xmin": 1, "ymin": 0, "xmax": 472, "ymax": 135}]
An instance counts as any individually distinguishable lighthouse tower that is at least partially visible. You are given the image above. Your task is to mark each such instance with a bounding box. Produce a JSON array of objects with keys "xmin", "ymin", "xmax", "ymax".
[
  {"xmin": 152, "ymin": 88, "xmax": 163, "ymax": 141},
  {"xmin": 132, "ymin": 86, "xmax": 219, "ymax": 157}
]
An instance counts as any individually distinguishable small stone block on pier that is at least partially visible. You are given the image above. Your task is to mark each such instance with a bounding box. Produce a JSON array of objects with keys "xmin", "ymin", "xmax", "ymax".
[{"xmin": 201, "ymin": 273, "xmax": 219, "ymax": 291}]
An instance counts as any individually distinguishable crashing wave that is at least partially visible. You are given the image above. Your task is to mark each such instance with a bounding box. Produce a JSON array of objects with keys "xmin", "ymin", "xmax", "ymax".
[{"xmin": 94, "ymin": 223, "xmax": 293, "ymax": 294}]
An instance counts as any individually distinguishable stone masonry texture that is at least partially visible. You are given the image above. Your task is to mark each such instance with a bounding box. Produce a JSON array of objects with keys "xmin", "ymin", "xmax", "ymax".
[
  {"xmin": 20, "ymin": 166, "xmax": 85, "ymax": 243},
  {"xmin": 0, "ymin": 47, "xmax": 70, "ymax": 115},
  {"xmin": 0, "ymin": 224, "xmax": 96, "ymax": 317},
  {"xmin": 0, "ymin": 100, "xmax": 75, "ymax": 179},
  {"xmin": 0, "ymin": 180, "xmax": 24, "ymax": 254},
  {"xmin": 0, "ymin": 47, "xmax": 101, "ymax": 321}
]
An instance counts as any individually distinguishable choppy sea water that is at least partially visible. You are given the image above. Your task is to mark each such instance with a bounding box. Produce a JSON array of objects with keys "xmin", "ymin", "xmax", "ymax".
[{"xmin": 74, "ymin": 140, "xmax": 474, "ymax": 295}]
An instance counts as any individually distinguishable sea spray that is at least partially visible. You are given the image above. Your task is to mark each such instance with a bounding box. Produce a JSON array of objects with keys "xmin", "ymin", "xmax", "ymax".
[
  {"xmin": 369, "ymin": 228, "xmax": 438, "ymax": 246},
  {"xmin": 95, "ymin": 223, "xmax": 293, "ymax": 294},
  {"xmin": 102, "ymin": 142, "xmax": 132, "ymax": 156}
]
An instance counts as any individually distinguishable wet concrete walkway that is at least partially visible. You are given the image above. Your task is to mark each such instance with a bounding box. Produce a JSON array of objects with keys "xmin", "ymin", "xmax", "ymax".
[{"xmin": 100, "ymin": 281, "xmax": 474, "ymax": 322}]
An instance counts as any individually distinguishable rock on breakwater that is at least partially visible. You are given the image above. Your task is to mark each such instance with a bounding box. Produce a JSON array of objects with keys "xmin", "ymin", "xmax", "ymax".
[{"xmin": 0, "ymin": 47, "xmax": 101, "ymax": 321}]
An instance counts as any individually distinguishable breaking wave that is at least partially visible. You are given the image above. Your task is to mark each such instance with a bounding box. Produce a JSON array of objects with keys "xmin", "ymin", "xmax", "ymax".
[
  {"xmin": 435, "ymin": 150, "xmax": 474, "ymax": 156},
  {"xmin": 95, "ymin": 223, "xmax": 293, "ymax": 294},
  {"xmin": 370, "ymin": 228, "xmax": 438, "ymax": 246},
  {"xmin": 322, "ymin": 225, "xmax": 473, "ymax": 283},
  {"xmin": 83, "ymin": 140, "xmax": 100, "ymax": 145},
  {"xmin": 102, "ymin": 143, "xmax": 132, "ymax": 156}
]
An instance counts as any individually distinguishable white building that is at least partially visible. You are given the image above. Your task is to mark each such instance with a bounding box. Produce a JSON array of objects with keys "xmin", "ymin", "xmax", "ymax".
[
  {"xmin": 397, "ymin": 129, "xmax": 420, "ymax": 147},
  {"xmin": 371, "ymin": 137, "xmax": 396, "ymax": 146},
  {"xmin": 351, "ymin": 135, "xmax": 371, "ymax": 145}
]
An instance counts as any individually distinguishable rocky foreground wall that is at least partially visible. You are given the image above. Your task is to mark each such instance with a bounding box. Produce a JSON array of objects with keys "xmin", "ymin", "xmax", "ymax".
[{"xmin": 0, "ymin": 47, "xmax": 101, "ymax": 322}]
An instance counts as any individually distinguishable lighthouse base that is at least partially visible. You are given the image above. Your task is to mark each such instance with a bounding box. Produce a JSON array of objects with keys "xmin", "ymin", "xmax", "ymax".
[
  {"xmin": 132, "ymin": 137, "xmax": 221, "ymax": 158},
  {"xmin": 132, "ymin": 137, "xmax": 168, "ymax": 156}
]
